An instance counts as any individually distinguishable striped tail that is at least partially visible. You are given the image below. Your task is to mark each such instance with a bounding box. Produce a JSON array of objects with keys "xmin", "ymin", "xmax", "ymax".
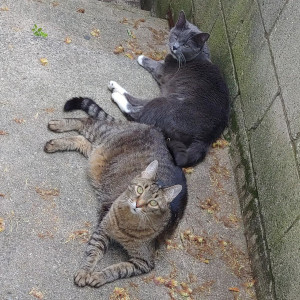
[{"xmin": 64, "ymin": 97, "xmax": 115, "ymax": 122}]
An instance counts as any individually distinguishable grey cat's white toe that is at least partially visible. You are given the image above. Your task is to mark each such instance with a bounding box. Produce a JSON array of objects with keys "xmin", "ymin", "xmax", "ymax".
[
  {"xmin": 111, "ymin": 92, "xmax": 130, "ymax": 113},
  {"xmin": 108, "ymin": 81, "xmax": 127, "ymax": 95},
  {"xmin": 137, "ymin": 55, "xmax": 144, "ymax": 66}
]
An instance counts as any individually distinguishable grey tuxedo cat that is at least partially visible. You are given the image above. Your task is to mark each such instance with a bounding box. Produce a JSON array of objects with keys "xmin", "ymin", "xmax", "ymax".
[
  {"xmin": 109, "ymin": 11, "xmax": 230, "ymax": 167},
  {"xmin": 44, "ymin": 97, "xmax": 187, "ymax": 287}
]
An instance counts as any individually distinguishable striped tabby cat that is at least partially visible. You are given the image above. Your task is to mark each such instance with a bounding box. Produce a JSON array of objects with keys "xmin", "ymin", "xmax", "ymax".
[{"xmin": 44, "ymin": 97, "xmax": 187, "ymax": 288}]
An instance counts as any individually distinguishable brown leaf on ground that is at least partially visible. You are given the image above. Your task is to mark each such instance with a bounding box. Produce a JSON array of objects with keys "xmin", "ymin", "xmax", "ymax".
[
  {"xmin": 77, "ymin": 8, "xmax": 85, "ymax": 13},
  {"xmin": 145, "ymin": 50, "xmax": 167, "ymax": 61},
  {"xmin": 165, "ymin": 239, "xmax": 183, "ymax": 250},
  {"xmin": 0, "ymin": 130, "xmax": 8, "ymax": 135},
  {"xmin": 229, "ymin": 287, "xmax": 240, "ymax": 292},
  {"xmin": 183, "ymin": 167, "xmax": 194, "ymax": 174},
  {"xmin": 14, "ymin": 118, "xmax": 26, "ymax": 124},
  {"xmin": 147, "ymin": 27, "xmax": 168, "ymax": 44},
  {"xmin": 219, "ymin": 239, "xmax": 251, "ymax": 279},
  {"xmin": 64, "ymin": 36, "xmax": 72, "ymax": 44},
  {"xmin": 0, "ymin": 193, "xmax": 5, "ymax": 197},
  {"xmin": 66, "ymin": 229, "xmax": 90, "ymax": 243},
  {"xmin": 124, "ymin": 53, "xmax": 134, "ymax": 60},
  {"xmin": 52, "ymin": 1, "xmax": 59, "ymax": 7},
  {"xmin": 0, "ymin": 218, "xmax": 5, "ymax": 232},
  {"xmin": 113, "ymin": 45, "xmax": 124, "ymax": 54},
  {"xmin": 200, "ymin": 198, "xmax": 220, "ymax": 214},
  {"xmin": 212, "ymin": 139, "xmax": 229, "ymax": 149},
  {"xmin": 120, "ymin": 17, "xmax": 129, "ymax": 25},
  {"xmin": 220, "ymin": 213, "xmax": 240, "ymax": 228},
  {"xmin": 110, "ymin": 287, "xmax": 130, "ymax": 300},
  {"xmin": 43, "ymin": 107, "xmax": 56, "ymax": 113},
  {"xmin": 35, "ymin": 187, "xmax": 59, "ymax": 200},
  {"xmin": 40, "ymin": 58, "xmax": 48, "ymax": 66},
  {"xmin": 29, "ymin": 287, "xmax": 44, "ymax": 299},
  {"xmin": 37, "ymin": 230, "xmax": 54, "ymax": 239},
  {"xmin": 0, "ymin": 6, "xmax": 9, "ymax": 11},
  {"xmin": 91, "ymin": 28, "xmax": 100, "ymax": 37},
  {"xmin": 133, "ymin": 18, "xmax": 145, "ymax": 29}
]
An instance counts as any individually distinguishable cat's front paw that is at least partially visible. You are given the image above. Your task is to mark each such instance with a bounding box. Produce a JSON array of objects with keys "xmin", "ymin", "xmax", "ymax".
[
  {"xmin": 74, "ymin": 269, "xmax": 91, "ymax": 287},
  {"xmin": 137, "ymin": 55, "xmax": 145, "ymax": 66},
  {"xmin": 108, "ymin": 81, "xmax": 127, "ymax": 95},
  {"xmin": 44, "ymin": 139, "xmax": 60, "ymax": 153},
  {"xmin": 86, "ymin": 271, "xmax": 106, "ymax": 288}
]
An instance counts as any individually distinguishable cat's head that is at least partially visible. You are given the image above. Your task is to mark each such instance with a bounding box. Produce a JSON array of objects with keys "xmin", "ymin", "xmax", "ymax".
[
  {"xmin": 169, "ymin": 11, "xmax": 210, "ymax": 62},
  {"xmin": 124, "ymin": 160, "xmax": 182, "ymax": 218}
]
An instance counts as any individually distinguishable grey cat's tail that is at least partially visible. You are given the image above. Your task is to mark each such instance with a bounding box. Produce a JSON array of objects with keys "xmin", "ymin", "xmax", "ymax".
[{"xmin": 64, "ymin": 97, "xmax": 115, "ymax": 122}]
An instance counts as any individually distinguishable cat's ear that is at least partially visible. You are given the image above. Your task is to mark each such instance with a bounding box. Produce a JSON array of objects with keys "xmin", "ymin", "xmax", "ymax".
[
  {"xmin": 141, "ymin": 160, "xmax": 158, "ymax": 180},
  {"xmin": 192, "ymin": 32, "xmax": 210, "ymax": 46},
  {"xmin": 163, "ymin": 185, "xmax": 182, "ymax": 204},
  {"xmin": 175, "ymin": 11, "xmax": 186, "ymax": 29}
]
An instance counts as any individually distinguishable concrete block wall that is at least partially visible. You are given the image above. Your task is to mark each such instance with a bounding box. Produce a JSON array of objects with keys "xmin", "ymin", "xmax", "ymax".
[{"xmin": 148, "ymin": 0, "xmax": 300, "ymax": 299}]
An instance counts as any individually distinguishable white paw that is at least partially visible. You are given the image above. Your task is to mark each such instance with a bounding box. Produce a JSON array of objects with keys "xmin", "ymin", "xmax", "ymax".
[
  {"xmin": 108, "ymin": 81, "xmax": 127, "ymax": 95},
  {"xmin": 137, "ymin": 55, "xmax": 145, "ymax": 66},
  {"xmin": 111, "ymin": 92, "xmax": 130, "ymax": 113}
]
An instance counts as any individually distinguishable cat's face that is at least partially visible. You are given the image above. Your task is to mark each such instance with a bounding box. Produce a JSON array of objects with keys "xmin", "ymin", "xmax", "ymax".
[
  {"xmin": 121, "ymin": 161, "xmax": 182, "ymax": 218},
  {"xmin": 169, "ymin": 11, "xmax": 210, "ymax": 62}
]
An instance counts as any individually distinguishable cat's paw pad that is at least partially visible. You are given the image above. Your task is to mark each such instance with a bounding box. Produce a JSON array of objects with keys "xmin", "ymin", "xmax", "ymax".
[
  {"xmin": 108, "ymin": 81, "xmax": 127, "ymax": 95},
  {"xmin": 44, "ymin": 139, "xmax": 59, "ymax": 153},
  {"xmin": 108, "ymin": 81, "xmax": 117, "ymax": 91},
  {"xmin": 137, "ymin": 55, "xmax": 145, "ymax": 66},
  {"xmin": 86, "ymin": 271, "xmax": 106, "ymax": 288},
  {"xmin": 74, "ymin": 269, "xmax": 90, "ymax": 287},
  {"xmin": 48, "ymin": 120, "xmax": 65, "ymax": 132}
]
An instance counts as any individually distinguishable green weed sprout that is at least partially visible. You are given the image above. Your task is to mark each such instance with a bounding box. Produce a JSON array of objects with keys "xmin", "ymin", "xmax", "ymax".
[{"xmin": 32, "ymin": 24, "xmax": 48, "ymax": 38}]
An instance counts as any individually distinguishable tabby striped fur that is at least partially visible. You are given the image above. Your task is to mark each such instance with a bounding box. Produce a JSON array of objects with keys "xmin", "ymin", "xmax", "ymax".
[{"xmin": 44, "ymin": 97, "xmax": 187, "ymax": 288}]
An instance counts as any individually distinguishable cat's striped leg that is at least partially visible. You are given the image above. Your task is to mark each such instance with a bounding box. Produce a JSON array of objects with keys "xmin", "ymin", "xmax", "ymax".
[
  {"xmin": 48, "ymin": 118, "xmax": 85, "ymax": 133},
  {"xmin": 74, "ymin": 229, "xmax": 110, "ymax": 287},
  {"xmin": 86, "ymin": 257, "xmax": 154, "ymax": 288},
  {"xmin": 44, "ymin": 136, "xmax": 92, "ymax": 158}
]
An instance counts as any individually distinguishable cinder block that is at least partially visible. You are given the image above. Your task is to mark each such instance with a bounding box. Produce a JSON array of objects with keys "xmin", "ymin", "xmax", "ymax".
[
  {"xmin": 250, "ymin": 97, "xmax": 300, "ymax": 248},
  {"xmin": 230, "ymin": 1, "xmax": 278, "ymax": 129},
  {"xmin": 270, "ymin": 220, "xmax": 300, "ymax": 299},
  {"xmin": 257, "ymin": 0, "xmax": 286, "ymax": 34},
  {"xmin": 269, "ymin": 0, "xmax": 300, "ymax": 140},
  {"xmin": 209, "ymin": 14, "xmax": 239, "ymax": 98}
]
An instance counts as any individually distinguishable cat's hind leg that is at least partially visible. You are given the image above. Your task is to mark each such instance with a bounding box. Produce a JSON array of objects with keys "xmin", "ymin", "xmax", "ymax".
[
  {"xmin": 44, "ymin": 136, "xmax": 92, "ymax": 158},
  {"xmin": 74, "ymin": 228, "xmax": 110, "ymax": 287}
]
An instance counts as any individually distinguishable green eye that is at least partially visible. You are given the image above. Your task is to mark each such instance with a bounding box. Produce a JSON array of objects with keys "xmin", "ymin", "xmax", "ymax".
[
  {"xmin": 149, "ymin": 200, "xmax": 158, "ymax": 207},
  {"xmin": 137, "ymin": 186, "xmax": 143, "ymax": 194}
]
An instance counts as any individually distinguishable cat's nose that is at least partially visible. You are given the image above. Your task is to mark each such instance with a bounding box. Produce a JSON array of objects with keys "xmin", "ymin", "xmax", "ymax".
[{"xmin": 172, "ymin": 43, "xmax": 180, "ymax": 51}]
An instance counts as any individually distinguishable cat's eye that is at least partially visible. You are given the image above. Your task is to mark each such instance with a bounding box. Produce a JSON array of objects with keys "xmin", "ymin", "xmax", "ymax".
[
  {"xmin": 149, "ymin": 200, "xmax": 158, "ymax": 207},
  {"xmin": 137, "ymin": 186, "xmax": 143, "ymax": 194}
]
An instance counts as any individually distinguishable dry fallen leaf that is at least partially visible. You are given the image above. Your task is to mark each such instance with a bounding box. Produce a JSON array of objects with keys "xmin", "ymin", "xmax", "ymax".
[
  {"xmin": 91, "ymin": 28, "xmax": 100, "ymax": 37},
  {"xmin": 43, "ymin": 107, "xmax": 56, "ymax": 113},
  {"xmin": 120, "ymin": 17, "xmax": 129, "ymax": 24},
  {"xmin": 66, "ymin": 229, "xmax": 89, "ymax": 243},
  {"xmin": 64, "ymin": 36, "xmax": 72, "ymax": 44},
  {"xmin": 113, "ymin": 45, "xmax": 124, "ymax": 54},
  {"xmin": 29, "ymin": 287, "xmax": 44, "ymax": 299},
  {"xmin": 183, "ymin": 167, "xmax": 194, "ymax": 174},
  {"xmin": 124, "ymin": 53, "xmax": 134, "ymax": 60},
  {"xmin": 0, "ymin": 130, "xmax": 8, "ymax": 135},
  {"xmin": 0, "ymin": 6, "xmax": 9, "ymax": 11},
  {"xmin": 40, "ymin": 58, "xmax": 48, "ymax": 66},
  {"xmin": 77, "ymin": 8, "xmax": 85, "ymax": 13},
  {"xmin": 109, "ymin": 287, "xmax": 130, "ymax": 300},
  {"xmin": 229, "ymin": 287, "xmax": 240, "ymax": 292},
  {"xmin": 14, "ymin": 118, "xmax": 25, "ymax": 124},
  {"xmin": 35, "ymin": 187, "xmax": 59, "ymax": 200},
  {"xmin": 0, "ymin": 218, "xmax": 5, "ymax": 232},
  {"xmin": 133, "ymin": 18, "xmax": 145, "ymax": 29},
  {"xmin": 52, "ymin": 1, "xmax": 59, "ymax": 7},
  {"xmin": 212, "ymin": 139, "xmax": 229, "ymax": 149}
]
